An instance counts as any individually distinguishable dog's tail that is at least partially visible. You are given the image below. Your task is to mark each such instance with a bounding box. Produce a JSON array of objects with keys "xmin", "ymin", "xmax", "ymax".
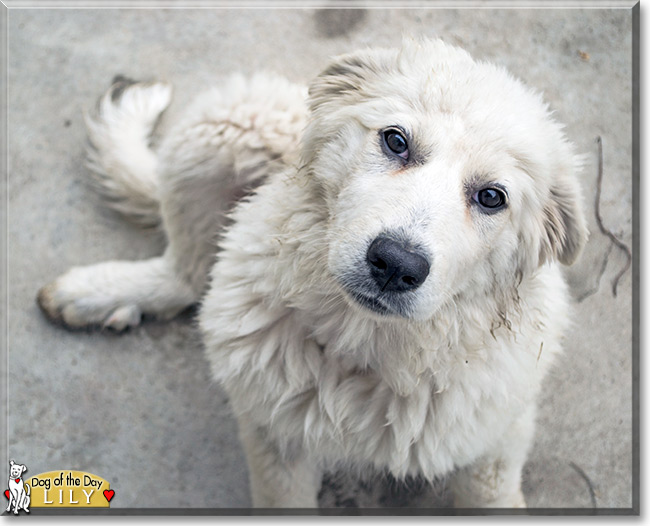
[
  {"xmin": 84, "ymin": 76, "xmax": 172, "ymax": 229},
  {"xmin": 24, "ymin": 483, "xmax": 30, "ymax": 496}
]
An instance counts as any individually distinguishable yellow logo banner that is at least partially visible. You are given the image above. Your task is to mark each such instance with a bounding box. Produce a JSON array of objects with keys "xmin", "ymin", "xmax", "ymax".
[{"xmin": 27, "ymin": 471, "xmax": 112, "ymax": 508}]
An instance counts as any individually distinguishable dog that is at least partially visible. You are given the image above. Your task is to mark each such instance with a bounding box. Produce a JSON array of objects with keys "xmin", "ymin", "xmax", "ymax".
[
  {"xmin": 6, "ymin": 460, "xmax": 30, "ymax": 514},
  {"xmin": 37, "ymin": 38, "xmax": 587, "ymax": 508}
]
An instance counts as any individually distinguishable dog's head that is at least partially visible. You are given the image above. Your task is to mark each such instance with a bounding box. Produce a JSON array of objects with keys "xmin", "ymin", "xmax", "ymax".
[
  {"xmin": 302, "ymin": 38, "xmax": 587, "ymax": 321},
  {"xmin": 9, "ymin": 460, "xmax": 27, "ymax": 479}
]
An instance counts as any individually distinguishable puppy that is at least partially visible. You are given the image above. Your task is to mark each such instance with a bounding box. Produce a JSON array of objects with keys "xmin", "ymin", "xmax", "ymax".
[
  {"xmin": 6, "ymin": 460, "xmax": 30, "ymax": 514},
  {"xmin": 38, "ymin": 38, "xmax": 587, "ymax": 508}
]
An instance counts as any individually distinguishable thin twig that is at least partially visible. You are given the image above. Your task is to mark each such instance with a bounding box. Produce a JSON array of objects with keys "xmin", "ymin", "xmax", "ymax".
[
  {"xmin": 576, "ymin": 242, "xmax": 614, "ymax": 303},
  {"xmin": 569, "ymin": 461, "xmax": 598, "ymax": 509},
  {"xmin": 594, "ymin": 136, "xmax": 632, "ymax": 297}
]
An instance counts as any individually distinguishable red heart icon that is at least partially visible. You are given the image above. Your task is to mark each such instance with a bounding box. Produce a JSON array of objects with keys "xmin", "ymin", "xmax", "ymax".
[
  {"xmin": 4, "ymin": 489, "xmax": 9, "ymax": 500},
  {"xmin": 103, "ymin": 489, "xmax": 115, "ymax": 503}
]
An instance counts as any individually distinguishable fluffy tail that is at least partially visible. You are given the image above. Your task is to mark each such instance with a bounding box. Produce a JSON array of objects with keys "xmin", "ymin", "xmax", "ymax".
[{"xmin": 84, "ymin": 76, "xmax": 172, "ymax": 228}]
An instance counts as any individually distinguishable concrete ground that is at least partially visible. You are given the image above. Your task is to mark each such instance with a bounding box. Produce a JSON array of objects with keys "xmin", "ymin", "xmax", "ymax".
[{"xmin": 5, "ymin": 4, "xmax": 636, "ymax": 513}]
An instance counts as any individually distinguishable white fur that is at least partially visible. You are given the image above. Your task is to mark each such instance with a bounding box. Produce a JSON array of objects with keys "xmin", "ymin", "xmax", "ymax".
[
  {"xmin": 38, "ymin": 38, "xmax": 587, "ymax": 508},
  {"xmin": 85, "ymin": 78, "xmax": 172, "ymax": 227}
]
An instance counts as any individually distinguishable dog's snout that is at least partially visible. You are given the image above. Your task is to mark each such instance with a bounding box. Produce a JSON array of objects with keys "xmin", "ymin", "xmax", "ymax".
[{"xmin": 366, "ymin": 236, "xmax": 430, "ymax": 292}]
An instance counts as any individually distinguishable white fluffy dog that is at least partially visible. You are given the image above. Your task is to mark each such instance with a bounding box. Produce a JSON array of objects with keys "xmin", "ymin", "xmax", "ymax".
[{"xmin": 38, "ymin": 38, "xmax": 587, "ymax": 508}]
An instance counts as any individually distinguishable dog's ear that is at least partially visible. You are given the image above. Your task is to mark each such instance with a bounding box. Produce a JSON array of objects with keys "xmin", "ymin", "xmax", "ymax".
[
  {"xmin": 307, "ymin": 49, "xmax": 386, "ymax": 113},
  {"xmin": 10, "ymin": 460, "xmax": 15, "ymax": 467},
  {"xmin": 539, "ymin": 175, "xmax": 588, "ymax": 266},
  {"xmin": 21, "ymin": 465, "xmax": 27, "ymax": 474}
]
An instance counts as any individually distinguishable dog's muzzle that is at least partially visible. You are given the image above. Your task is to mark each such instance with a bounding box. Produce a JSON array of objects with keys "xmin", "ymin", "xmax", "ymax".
[{"xmin": 338, "ymin": 234, "xmax": 430, "ymax": 317}]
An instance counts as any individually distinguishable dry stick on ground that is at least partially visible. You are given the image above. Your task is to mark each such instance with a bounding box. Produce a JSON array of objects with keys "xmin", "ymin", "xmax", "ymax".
[
  {"xmin": 569, "ymin": 461, "xmax": 598, "ymax": 509},
  {"xmin": 594, "ymin": 136, "xmax": 632, "ymax": 297}
]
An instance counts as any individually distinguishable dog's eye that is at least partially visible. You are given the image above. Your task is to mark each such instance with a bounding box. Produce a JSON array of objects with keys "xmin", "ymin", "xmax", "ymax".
[
  {"xmin": 473, "ymin": 187, "xmax": 507, "ymax": 211},
  {"xmin": 382, "ymin": 128, "xmax": 409, "ymax": 160}
]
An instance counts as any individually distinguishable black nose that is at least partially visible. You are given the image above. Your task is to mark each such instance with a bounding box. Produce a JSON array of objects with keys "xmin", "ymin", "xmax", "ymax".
[{"xmin": 366, "ymin": 236, "xmax": 430, "ymax": 292}]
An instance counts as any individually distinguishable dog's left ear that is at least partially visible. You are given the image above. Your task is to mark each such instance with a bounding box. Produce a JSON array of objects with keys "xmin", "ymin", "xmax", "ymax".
[
  {"xmin": 539, "ymin": 175, "xmax": 588, "ymax": 266},
  {"xmin": 307, "ymin": 49, "xmax": 386, "ymax": 113},
  {"xmin": 21, "ymin": 465, "xmax": 27, "ymax": 474}
]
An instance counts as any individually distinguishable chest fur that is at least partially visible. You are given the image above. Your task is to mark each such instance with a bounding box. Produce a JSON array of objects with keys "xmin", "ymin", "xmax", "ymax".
[{"xmin": 204, "ymin": 284, "xmax": 545, "ymax": 479}]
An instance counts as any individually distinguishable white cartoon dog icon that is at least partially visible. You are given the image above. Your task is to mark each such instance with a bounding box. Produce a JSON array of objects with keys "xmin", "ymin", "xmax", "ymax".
[{"xmin": 6, "ymin": 460, "xmax": 30, "ymax": 515}]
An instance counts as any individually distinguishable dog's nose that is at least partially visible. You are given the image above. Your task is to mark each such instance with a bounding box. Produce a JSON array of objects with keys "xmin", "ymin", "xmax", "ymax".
[{"xmin": 366, "ymin": 236, "xmax": 430, "ymax": 292}]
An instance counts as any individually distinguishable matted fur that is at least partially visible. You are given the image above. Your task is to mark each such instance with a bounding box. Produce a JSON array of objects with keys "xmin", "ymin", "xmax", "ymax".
[{"xmin": 37, "ymin": 38, "xmax": 587, "ymax": 508}]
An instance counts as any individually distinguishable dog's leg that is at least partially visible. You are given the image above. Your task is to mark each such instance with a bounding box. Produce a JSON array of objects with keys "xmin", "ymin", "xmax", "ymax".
[
  {"xmin": 17, "ymin": 490, "xmax": 25, "ymax": 513},
  {"xmin": 238, "ymin": 421, "xmax": 321, "ymax": 508},
  {"xmin": 12, "ymin": 491, "xmax": 20, "ymax": 515},
  {"xmin": 450, "ymin": 406, "xmax": 535, "ymax": 508},
  {"xmin": 36, "ymin": 164, "xmax": 242, "ymax": 330},
  {"xmin": 37, "ymin": 252, "xmax": 198, "ymax": 330},
  {"xmin": 36, "ymin": 159, "xmax": 244, "ymax": 330},
  {"xmin": 37, "ymin": 167, "xmax": 267, "ymax": 331}
]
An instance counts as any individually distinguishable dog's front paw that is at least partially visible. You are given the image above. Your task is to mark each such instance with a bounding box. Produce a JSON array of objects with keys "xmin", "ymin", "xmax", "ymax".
[{"xmin": 37, "ymin": 268, "xmax": 142, "ymax": 331}]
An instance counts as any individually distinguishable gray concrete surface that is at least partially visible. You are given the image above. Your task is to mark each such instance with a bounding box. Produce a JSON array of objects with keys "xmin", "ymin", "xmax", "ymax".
[{"xmin": 5, "ymin": 4, "xmax": 635, "ymax": 512}]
